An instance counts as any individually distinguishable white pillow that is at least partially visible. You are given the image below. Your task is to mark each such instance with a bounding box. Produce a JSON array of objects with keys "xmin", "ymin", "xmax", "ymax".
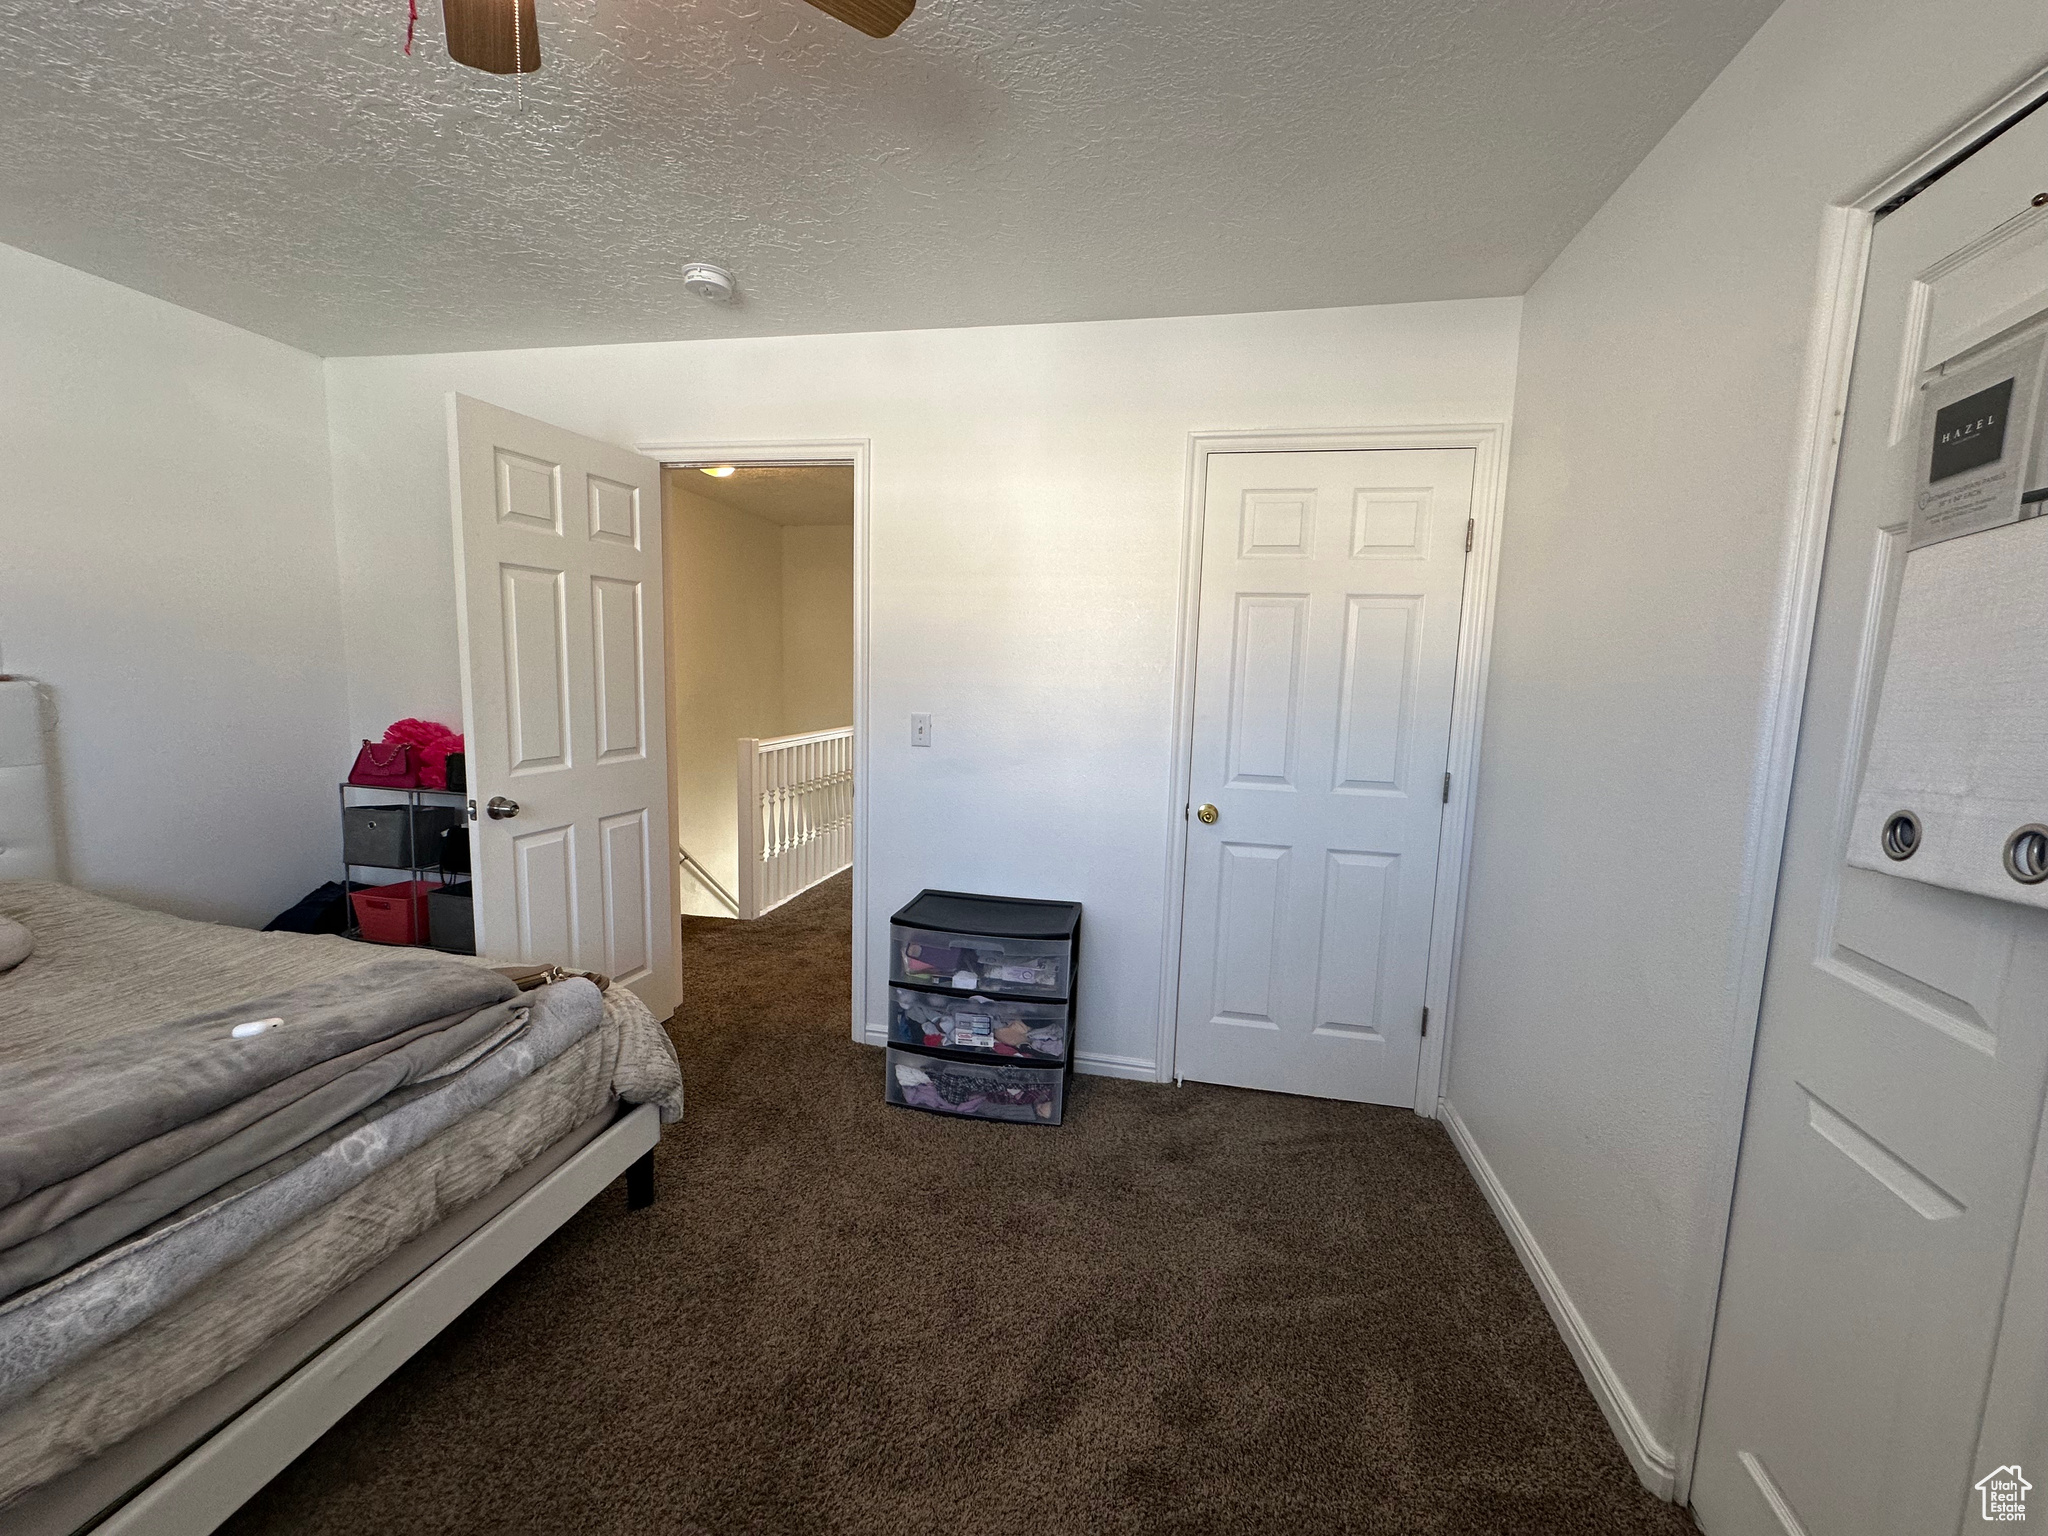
[{"xmin": 0, "ymin": 915, "xmax": 30, "ymax": 973}]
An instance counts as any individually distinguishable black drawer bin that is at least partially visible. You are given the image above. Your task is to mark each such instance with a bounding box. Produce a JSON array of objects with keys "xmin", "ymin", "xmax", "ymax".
[
  {"xmin": 428, "ymin": 882, "xmax": 475, "ymax": 954},
  {"xmin": 343, "ymin": 805, "xmax": 466, "ymax": 870}
]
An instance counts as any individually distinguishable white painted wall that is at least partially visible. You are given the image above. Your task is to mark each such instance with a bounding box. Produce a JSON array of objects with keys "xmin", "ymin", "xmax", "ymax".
[
  {"xmin": 666, "ymin": 477, "xmax": 788, "ymax": 918},
  {"xmin": 1443, "ymin": 0, "xmax": 2048, "ymax": 1496},
  {"xmin": 781, "ymin": 524, "xmax": 855, "ymax": 736},
  {"xmin": 0, "ymin": 242, "xmax": 346, "ymax": 928},
  {"xmin": 323, "ymin": 299, "xmax": 1521, "ymax": 1073}
]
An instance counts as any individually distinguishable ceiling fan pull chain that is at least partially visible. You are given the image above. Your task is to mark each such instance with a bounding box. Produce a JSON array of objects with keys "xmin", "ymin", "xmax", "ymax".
[{"xmin": 512, "ymin": 0, "xmax": 523, "ymax": 110}]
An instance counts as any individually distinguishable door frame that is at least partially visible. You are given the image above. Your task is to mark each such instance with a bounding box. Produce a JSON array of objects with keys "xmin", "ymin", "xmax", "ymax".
[
  {"xmin": 1156, "ymin": 424, "xmax": 1512, "ymax": 1114},
  {"xmin": 633, "ymin": 436, "xmax": 872, "ymax": 1046}
]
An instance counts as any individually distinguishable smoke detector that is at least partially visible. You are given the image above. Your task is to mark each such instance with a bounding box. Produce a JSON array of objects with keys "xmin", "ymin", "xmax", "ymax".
[{"xmin": 681, "ymin": 263, "xmax": 735, "ymax": 302}]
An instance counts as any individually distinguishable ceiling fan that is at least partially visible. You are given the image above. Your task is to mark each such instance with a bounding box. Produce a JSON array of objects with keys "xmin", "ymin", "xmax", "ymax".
[{"xmin": 437, "ymin": 0, "xmax": 913, "ymax": 75}]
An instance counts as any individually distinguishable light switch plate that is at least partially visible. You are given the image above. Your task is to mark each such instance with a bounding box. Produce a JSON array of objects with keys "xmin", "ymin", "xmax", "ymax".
[{"xmin": 910, "ymin": 712, "xmax": 932, "ymax": 747}]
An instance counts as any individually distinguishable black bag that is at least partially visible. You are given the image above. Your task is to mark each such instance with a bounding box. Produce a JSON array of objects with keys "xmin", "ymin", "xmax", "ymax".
[{"xmin": 264, "ymin": 882, "xmax": 351, "ymax": 935}]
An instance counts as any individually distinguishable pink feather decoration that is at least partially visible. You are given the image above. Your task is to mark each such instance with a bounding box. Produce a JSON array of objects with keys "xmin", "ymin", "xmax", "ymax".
[{"xmin": 382, "ymin": 718, "xmax": 464, "ymax": 790}]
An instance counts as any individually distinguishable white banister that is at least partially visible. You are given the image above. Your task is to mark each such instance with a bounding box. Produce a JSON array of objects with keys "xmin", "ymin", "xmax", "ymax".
[{"xmin": 735, "ymin": 726, "xmax": 853, "ymax": 919}]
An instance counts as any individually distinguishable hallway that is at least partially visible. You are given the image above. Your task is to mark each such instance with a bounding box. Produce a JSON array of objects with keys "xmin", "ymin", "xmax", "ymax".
[{"xmin": 227, "ymin": 875, "xmax": 1690, "ymax": 1535}]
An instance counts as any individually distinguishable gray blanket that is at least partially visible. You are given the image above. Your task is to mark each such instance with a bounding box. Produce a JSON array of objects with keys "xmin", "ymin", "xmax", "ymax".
[
  {"xmin": 0, "ymin": 952, "xmax": 525, "ymax": 1304},
  {"xmin": 0, "ymin": 956, "xmax": 516, "ymax": 1209},
  {"xmin": 0, "ymin": 978, "xmax": 607, "ymax": 1415}
]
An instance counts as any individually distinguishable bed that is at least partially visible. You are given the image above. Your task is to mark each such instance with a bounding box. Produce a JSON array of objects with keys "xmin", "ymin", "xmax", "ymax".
[{"xmin": 0, "ymin": 698, "xmax": 684, "ymax": 1536}]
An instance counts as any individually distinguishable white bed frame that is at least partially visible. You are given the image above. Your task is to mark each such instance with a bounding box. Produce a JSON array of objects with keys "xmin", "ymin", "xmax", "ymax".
[{"xmin": 13, "ymin": 1104, "xmax": 659, "ymax": 1536}]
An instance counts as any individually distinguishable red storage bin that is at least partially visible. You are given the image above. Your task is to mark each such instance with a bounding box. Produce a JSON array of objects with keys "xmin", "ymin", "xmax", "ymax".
[{"xmin": 350, "ymin": 880, "xmax": 436, "ymax": 945}]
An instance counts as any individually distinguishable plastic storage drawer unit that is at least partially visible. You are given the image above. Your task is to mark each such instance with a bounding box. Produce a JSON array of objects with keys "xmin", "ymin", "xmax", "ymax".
[
  {"xmin": 885, "ymin": 889, "xmax": 1081, "ymax": 1126},
  {"xmin": 886, "ymin": 1045, "xmax": 1065, "ymax": 1125}
]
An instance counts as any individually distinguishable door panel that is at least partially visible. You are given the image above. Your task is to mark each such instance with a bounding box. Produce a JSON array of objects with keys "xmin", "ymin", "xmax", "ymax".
[
  {"xmin": 501, "ymin": 565, "xmax": 569, "ymax": 772},
  {"xmin": 1692, "ymin": 106, "xmax": 2048, "ymax": 1536},
  {"xmin": 1175, "ymin": 448, "xmax": 1473, "ymax": 1104},
  {"xmin": 590, "ymin": 575, "xmax": 646, "ymax": 763},
  {"xmin": 1212, "ymin": 841, "xmax": 1290, "ymax": 1026},
  {"xmin": 450, "ymin": 394, "xmax": 678, "ymax": 1017},
  {"xmin": 513, "ymin": 823, "xmax": 577, "ymax": 960},
  {"xmin": 1225, "ymin": 595, "xmax": 1306, "ymax": 786},
  {"xmin": 598, "ymin": 808, "xmax": 653, "ymax": 984}
]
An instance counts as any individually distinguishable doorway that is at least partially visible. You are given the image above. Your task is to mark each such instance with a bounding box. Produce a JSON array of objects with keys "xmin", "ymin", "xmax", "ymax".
[
  {"xmin": 1165, "ymin": 430, "xmax": 1506, "ymax": 1110},
  {"xmin": 662, "ymin": 463, "xmax": 856, "ymax": 921},
  {"xmin": 645, "ymin": 442, "xmax": 870, "ymax": 1043}
]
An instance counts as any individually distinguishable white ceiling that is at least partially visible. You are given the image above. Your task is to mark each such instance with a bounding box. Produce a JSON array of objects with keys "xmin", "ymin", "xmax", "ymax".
[
  {"xmin": 0, "ymin": 0, "xmax": 1780, "ymax": 358},
  {"xmin": 667, "ymin": 464, "xmax": 855, "ymax": 525}
]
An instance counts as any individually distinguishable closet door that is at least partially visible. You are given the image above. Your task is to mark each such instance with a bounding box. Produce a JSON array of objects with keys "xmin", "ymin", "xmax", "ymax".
[{"xmin": 1691, "ymin": 109, "xmax": 2048, "ymax": 1536}]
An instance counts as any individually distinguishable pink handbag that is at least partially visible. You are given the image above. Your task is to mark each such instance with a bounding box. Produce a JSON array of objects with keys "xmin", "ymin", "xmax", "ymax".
[{"xmin": 348, "ymin": 739, "xmax": 419, "ymax": 788}]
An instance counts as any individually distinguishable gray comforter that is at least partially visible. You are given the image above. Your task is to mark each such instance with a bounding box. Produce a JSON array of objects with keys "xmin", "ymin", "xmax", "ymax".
[
  {"xmin": 0, "ymin": 956, "xmax": 516, "ymax": 1207},
  {"xmin": 0, "ymin": 880, "xmax": 685, "ymax": 1486},
  {"xmin": 0, "ymin": 959, "xmax": 525, "ymax": 1301}
]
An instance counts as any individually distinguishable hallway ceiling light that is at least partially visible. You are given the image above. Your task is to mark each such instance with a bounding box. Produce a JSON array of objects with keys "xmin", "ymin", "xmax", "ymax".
[{"xmin": 700, "ymin": 466, "xmax": 737, "ymax": 478}]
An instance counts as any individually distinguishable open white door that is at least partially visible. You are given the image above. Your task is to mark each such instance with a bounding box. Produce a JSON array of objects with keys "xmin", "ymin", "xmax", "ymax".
[{"xmin": 448, "ymin": 394, "xmax": 678, "ymax": 1019}]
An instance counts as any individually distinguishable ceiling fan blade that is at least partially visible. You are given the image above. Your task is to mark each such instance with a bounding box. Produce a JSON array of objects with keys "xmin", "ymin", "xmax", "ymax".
[
  {"xmin": 802, "ymin": 0, "xmax": 914, "ymax": 39},
  {"xmin": 442, "ymin": 0, "xmax": 541, "ymax": 73}
]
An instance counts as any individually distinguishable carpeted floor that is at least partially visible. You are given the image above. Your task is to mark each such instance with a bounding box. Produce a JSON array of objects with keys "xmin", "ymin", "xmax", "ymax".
[{"xmin": 226, "ymin": 873, "xmax": 1695, "ymax": 1535}]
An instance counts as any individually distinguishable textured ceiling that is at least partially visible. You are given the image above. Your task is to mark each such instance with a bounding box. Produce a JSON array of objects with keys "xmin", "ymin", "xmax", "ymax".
[
  {"xmin": 0, "ymin": 0, "xmax": 1781, "ymax": 357},
  {"xmin": 667, "ymin": 464, "xmax": 854, "ymax": 525}
]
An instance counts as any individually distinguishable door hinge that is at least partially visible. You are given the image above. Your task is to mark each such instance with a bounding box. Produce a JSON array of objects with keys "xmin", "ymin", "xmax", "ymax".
[
  {"xmin": 1465, "ymin": 518, "xmax": 1474, "ymax": 553},
  {"xmin": 1421, "ymin": 1006, "xmax": 1429, "ymax": 1038},
  {"xmin": 1442, "ymin": 771, "xmax": 1451, "ymax": 804}
]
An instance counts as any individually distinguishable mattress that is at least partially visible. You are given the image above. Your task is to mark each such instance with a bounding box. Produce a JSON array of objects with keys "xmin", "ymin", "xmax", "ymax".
[{"xmin": 0, "ymin": 881, "xmax": 684, "ymax": 1515}]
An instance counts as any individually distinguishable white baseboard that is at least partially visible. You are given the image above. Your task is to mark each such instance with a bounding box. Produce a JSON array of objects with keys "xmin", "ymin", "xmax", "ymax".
[
  {"xmin": 1440, "ymin": 1100, "xmax": 1678, "ymax": 1501},
  {"xmin": 1073, "ymin": 1051, "xmax": 1158, "ymax": 1080},
  {"xmin": 859, "ymin": 1027, "xmax": 1156, "ymax": 1082}
]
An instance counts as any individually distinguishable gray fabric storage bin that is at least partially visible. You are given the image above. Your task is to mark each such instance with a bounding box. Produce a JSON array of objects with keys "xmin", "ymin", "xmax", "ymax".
[
  {"xmin": 342, "ymin": 805, "xmax": 465, "ymax": 870},
  {"xmin": 428, "ymin": 882, "xmax": 475, "ymax": 954}
]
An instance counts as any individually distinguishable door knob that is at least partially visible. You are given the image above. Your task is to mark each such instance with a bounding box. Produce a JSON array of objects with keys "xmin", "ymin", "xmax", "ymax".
[
  {"xmin": 486, "ymin": 796, "xmax": 520, "ymax": 820},
  {"xmin": 1196, "ymin": 803, "xmax": 1219, "ymax": 825}
]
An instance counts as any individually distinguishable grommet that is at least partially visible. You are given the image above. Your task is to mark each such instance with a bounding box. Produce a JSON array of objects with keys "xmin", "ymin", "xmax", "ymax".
[
  {"xmin": 2004, "ymin": 825, "xmax": 2048, "ymax": 885},
  {"xmin": 1881, "ymin": 810, "xmax": 1921, "ymax": 861}
]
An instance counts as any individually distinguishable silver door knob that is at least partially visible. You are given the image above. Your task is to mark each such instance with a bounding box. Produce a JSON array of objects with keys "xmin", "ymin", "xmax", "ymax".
[
  {"xmin": 486, "ymin": 796, "xmax": 520, "ymax": 820},
  {"xmin": 1196, "ymin": 803, "xmax": 1219, "ymax": 825}
]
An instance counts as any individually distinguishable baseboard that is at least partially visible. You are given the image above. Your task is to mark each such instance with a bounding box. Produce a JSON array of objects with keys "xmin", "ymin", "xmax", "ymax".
[
  {"xmin": 859, "ymin": 1027, "xmax": 1156, "ymax": 1082},
  {"xmin": 1072, "ymin": 1051, "xmax": 1158, "ymax": 1080},
  {"xmin": 1440, "ymin": 1100, "xmax": 1678, "ymax": 1501}
]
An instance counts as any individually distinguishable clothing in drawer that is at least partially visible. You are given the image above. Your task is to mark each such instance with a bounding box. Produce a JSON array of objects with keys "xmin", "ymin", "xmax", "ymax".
[
  {"xmin": 884, "ymin": 1046, "xmax": 1065, "ymax": 1125},
  {"xmin": 888, "ymin": 986, "xmax": 1068, "ymax": 1059}
]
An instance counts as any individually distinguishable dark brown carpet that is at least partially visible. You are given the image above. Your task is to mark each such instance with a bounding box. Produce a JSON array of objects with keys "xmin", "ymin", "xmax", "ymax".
[{"xmin": 224, "ymin": 873, "xmax": 1693, "ymax": 1535}]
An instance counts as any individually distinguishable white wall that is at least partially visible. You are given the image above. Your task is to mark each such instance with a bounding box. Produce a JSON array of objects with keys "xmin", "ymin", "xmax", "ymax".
[
  {"xmin": 781, "ymin": 523, "xmax": 855, "ymax": 735},
  {"xmin": 0, "ymin": 242, "xmax": 347, "ymax": 927},
  {"xmin": 666, "ymin": 477, "xmax": 789, "ymax": 917},
  {"xmin": 1444, "ymin": 0, "xmax": 2048, "ymax": 1496},
  {"xmin": 323, "ymin": 299, "xmax": 1521, "ymax": 1073}
]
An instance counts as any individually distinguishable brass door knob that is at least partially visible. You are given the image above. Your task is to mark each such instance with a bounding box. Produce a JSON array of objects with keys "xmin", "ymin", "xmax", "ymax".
[{"xmin": 1196, "ymin": 803, "xmax": 1219, "ymax": 825}]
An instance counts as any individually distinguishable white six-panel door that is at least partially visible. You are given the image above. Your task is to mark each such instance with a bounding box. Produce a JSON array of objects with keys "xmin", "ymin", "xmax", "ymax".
[
  {"xmin": 448, "ymin": 394, "xmax": 679, "ymax": 1019},
  {"xmin": 1174, "ymin": 448, "xmax": 1474, "ymax": 1104},
  {"xmin": 1691, "ymin": 106, "xmax": 2048, "ymax": 1536}
]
